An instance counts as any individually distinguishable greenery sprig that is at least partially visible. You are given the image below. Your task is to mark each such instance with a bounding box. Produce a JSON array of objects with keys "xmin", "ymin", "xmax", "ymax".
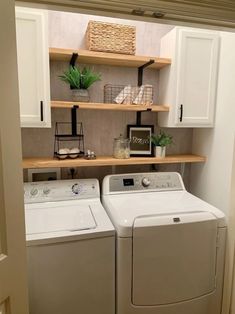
[
  {"xmin": 151, "ymin": 130, "xmax": 173, "ymax": 147},
  {"xmin": 59, "ymin": 66, "xmax": 101, "ymax": 89}
]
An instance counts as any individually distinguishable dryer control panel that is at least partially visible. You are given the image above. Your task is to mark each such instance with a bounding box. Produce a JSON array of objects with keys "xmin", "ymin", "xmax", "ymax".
[
  {"xmin": 103, "ymin": 172, "xmax": 185, "ymax": 194},
  {"xmin": 24, "ymin": 179, "xmax": 100, "ymax": 203}
]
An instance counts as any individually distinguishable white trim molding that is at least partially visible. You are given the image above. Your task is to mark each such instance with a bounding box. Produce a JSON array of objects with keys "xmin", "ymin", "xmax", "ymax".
[{"xmin": 18, "ymin": 0, "xmax": 235, "ymax": 28}]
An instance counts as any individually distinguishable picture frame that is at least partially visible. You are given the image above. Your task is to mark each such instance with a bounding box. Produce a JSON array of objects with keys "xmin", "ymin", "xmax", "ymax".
[{"xmin": 127, "ymin": 125, "xmax": 154, "ymax": 156}]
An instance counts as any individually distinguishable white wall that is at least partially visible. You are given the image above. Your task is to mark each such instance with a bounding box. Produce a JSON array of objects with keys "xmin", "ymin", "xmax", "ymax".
[{"xmin": 190, "ymin": 32, "xmax": 235, "ymax": 217}]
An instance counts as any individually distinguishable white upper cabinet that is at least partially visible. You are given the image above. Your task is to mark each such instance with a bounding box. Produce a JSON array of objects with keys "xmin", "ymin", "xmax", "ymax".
[
  {"xmin": 158, "ymin": 27, "xmax": 219, "ymax": 127},
  {"xmin": 15, "ymin": 7, "xmax": 51, "ymax": 128}
]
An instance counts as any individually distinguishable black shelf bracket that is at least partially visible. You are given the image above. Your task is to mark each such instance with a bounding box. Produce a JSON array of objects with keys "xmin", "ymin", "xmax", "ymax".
[
  {"xmin": 136, "ymin": 111, "xmax": 142, "ymax": 125},
  {"xmin": 136, "ymin": 108, "xmax": 152, "ymax": 125},
  {"xmin": 71, "ymin": 105, "xmax": 79, "ymax": 136},
  {"xmin": 138, "ymin": 59, "xmax": 155, "ymax": 86},
  {"xmin": 136, "ymin": 59, "xmax": 155, "ymax": 125},
  {"xmin": 69, "ymin": 53, "xmax": 79, "ymax": 90},
  {"xmin": 70, "ymin": 53, "xmax": 78, "ymax": 67}
]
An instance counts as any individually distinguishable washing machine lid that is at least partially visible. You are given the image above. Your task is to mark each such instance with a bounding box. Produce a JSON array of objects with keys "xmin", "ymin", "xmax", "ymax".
[
  {"xmin": 25, "ymin": 203, "xmax": 96, "ymax": 235},
  {"xmin": 102, "ymin": 191, "xmax": 226, "ymax": 237},
  {"xmin": 132, "ymin": 211, "xmax": 217, "ymax": 306}
]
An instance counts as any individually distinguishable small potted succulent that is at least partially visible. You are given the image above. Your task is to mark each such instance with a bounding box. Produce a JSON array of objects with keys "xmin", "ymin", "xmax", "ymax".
[
  {"xmin": 151, "ymin": 130, "xmax": 173, "ymax": 157},
  {"xmin": 59, "ymin": 66, "xmax": 101, "ymax": 102}
]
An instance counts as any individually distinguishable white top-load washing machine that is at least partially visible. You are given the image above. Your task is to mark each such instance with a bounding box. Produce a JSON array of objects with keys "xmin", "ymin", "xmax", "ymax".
[
  {"xmin": 24, "ymin": 178, "xmax": 115, "ymax": 314},
  {"xmin": 102, "ymin": 172, "xmax": 226, "ymax": 314}
]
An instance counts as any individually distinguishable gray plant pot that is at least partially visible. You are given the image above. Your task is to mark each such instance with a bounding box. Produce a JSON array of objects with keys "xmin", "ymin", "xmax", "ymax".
[
  {"xmin": 154, "ymin": 146, "xmax": 166, "ymax": 158},
  {"xmin": 72, "ymin": 89, "xmax": 90, "ymax": 102}
]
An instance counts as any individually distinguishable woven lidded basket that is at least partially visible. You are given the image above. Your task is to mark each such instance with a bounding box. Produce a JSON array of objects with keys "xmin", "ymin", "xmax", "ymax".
[{"xmin": 86, "ymin": 21, "xmax": 136, "ymax": 55}]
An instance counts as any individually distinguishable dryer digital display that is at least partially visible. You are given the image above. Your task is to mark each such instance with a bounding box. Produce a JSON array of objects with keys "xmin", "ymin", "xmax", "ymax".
[{"xmin": 123, "ymin": 179, "xmax": 134, "ymax": 186}]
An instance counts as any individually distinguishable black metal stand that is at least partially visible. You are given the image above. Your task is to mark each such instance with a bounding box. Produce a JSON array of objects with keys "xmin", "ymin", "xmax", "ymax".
[
  {"xmin": 54, "ymin": 121, "xmax": 85, "ymax": 159},
  {"xmin": 136, "ymin": 59, "xmax": 155, "ymax": 125}
]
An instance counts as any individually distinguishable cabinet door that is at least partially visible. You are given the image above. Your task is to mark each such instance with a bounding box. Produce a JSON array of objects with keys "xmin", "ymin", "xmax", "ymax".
[
  {"xmin": 175, "ymin": 30, "xmax": 219, "ymax": 127},
  {"xmin": 15, "ymin": 8, "xmax": 51, "ymax": 127}
]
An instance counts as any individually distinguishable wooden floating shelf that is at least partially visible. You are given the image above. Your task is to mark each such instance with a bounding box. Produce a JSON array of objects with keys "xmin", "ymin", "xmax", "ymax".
[
  {"xmin": 51, "ymin": 101, "xmax": 170, "ymax": 112},
  {"xmin": 49, "ymin": 47, "xmax": 171, "ymax": 69},
  {"xmin": 23, "ymin": 155, "xmax": 206, "ymax": 169}
]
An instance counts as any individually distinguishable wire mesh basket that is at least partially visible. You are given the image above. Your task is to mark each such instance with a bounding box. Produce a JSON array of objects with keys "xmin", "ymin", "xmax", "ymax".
[{"xmin": 104, "ymin": 84, "xmax": 153, "ymax": 105}]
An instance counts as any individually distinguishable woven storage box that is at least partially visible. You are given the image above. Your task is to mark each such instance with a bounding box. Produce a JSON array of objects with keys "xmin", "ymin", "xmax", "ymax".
[{"xmin": 86, "ymin": 21, "xmax": 136, "ymax": 55}]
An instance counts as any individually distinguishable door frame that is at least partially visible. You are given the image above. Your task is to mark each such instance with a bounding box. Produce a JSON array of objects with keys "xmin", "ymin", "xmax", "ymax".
[{"xmin": 0, "ymin": 0, "xmax": 29, "ymax": 313}]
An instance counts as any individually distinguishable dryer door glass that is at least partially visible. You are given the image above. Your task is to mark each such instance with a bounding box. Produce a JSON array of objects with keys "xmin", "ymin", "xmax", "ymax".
[{"xmin": 132, "ymin": 212, "xmax": 217, "ymax": 306}]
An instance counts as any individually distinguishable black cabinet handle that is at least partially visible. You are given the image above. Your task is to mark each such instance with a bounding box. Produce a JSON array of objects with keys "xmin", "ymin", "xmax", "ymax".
[
  {"xmin": 40, "ymin": 101, "xmax": 44, "ymax": 122},
  {"xmin": 179, "ymin": 104, "xmax": 183, "ymax": 122}
]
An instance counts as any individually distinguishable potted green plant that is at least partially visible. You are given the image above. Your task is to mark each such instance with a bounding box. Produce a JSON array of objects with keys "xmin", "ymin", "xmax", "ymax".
[
  {"xmin": 151, "ymin": 130, "xmax": 173, "ymax": 157},
  {"xmin": 59, "ymin": 66, "xmax": 101, "ymax": 102}
]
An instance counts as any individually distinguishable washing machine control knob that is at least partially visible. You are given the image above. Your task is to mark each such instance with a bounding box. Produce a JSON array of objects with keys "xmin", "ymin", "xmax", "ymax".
[
  {"xmin": 72, "ymin": 183, "xmax": 81, "ymax": 195},
  {"xmin": 30, "ymin": 188, "xmax": 38, "ymax": 196},
  {"xmin": 142, "ymin": 177, "xmax": 151, "ymax": 187},
  {"xmin": 43, "ymin": 187, "xmax": 50, "ymax": 195}
]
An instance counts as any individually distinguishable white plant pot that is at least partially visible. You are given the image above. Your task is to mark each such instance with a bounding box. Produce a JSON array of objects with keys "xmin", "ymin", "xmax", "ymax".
[
  {"xmin": 154, "ymin": 146, "xmax": 166, "ymax": 158},
  {"xmin": 72, "ymin": 89, "xmax": 90, "ymax": 102}
]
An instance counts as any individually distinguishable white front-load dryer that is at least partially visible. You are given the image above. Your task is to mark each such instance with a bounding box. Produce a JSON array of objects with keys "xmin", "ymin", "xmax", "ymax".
[
  {"xmin": 24, "ymin": 179, "xmax": 115, "ymax": 314},
  {"xmin": 102, "ymin": 172, "xmax": 226, "ymax": 314}
]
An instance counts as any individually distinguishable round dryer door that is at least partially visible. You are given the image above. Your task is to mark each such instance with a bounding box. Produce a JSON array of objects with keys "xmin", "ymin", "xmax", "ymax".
[{"xmin": 132, "ymin": 211, "xmax": 217, "ymax": 306}]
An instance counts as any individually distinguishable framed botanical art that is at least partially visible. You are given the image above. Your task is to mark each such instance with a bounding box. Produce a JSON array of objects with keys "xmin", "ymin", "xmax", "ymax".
[{"xmin": 127, "ymin": 125, "xmax": 154, "ymax": 156}]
